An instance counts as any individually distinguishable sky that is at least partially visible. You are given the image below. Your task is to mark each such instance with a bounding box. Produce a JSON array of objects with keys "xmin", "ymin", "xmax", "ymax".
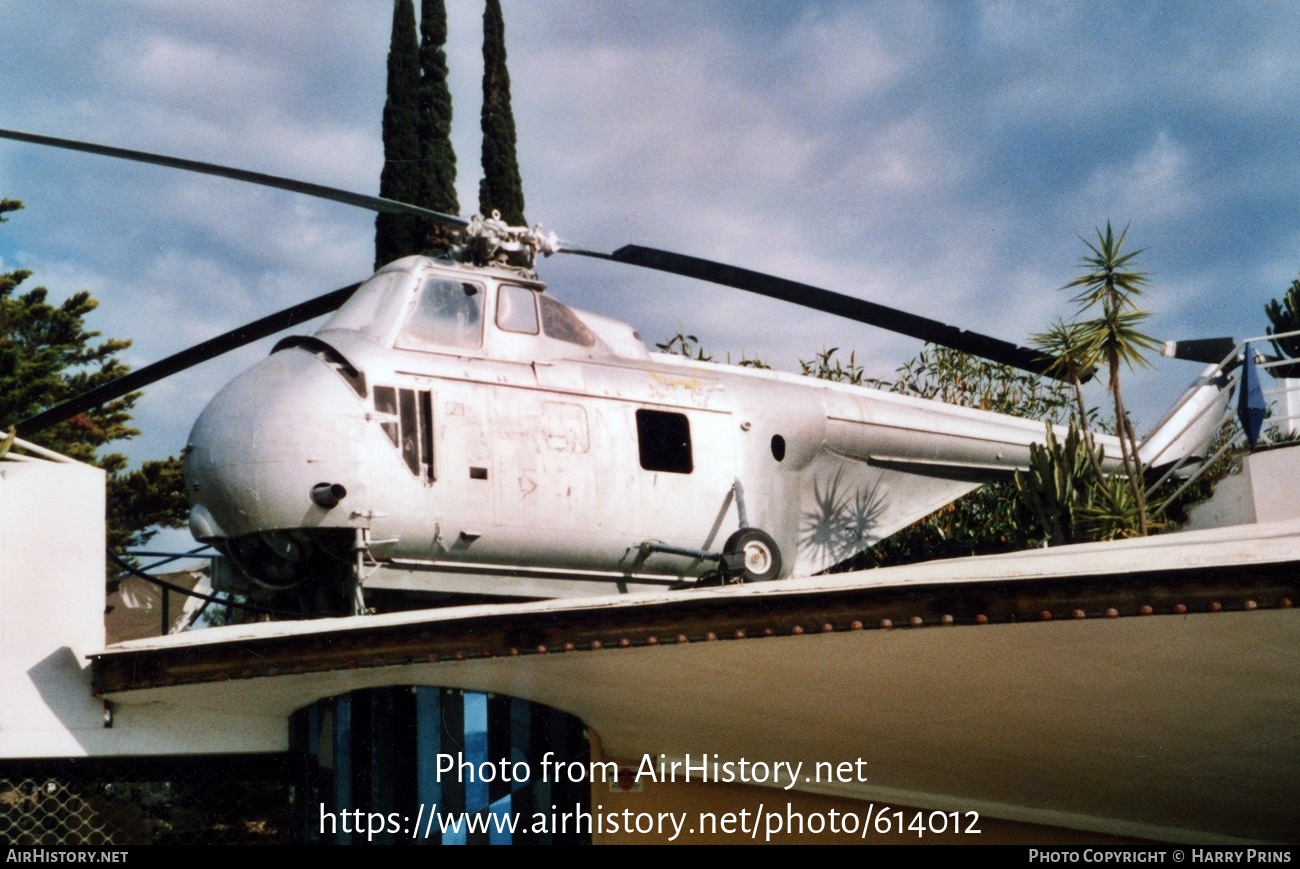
[{"xmin": 2, "ymin": 1, "xmax": 1299, "ymax": 550}]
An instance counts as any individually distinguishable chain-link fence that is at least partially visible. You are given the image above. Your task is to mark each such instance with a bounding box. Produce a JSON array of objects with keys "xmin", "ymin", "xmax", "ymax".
[{"xmin": 0, "ymin": 755, "xmax": 296, "ymax": 845}]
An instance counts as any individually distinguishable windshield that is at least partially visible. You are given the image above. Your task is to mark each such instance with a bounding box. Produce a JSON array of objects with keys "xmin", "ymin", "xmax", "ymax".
[{"xmin": 397, "ymin": 277, "xmax": 485, "ymax": 351}]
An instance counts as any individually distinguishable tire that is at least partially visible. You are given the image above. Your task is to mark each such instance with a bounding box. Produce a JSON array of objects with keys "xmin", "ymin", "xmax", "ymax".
[{"xmin": 722, "ymin": 528, "xmax": 782, "ymax": 582}]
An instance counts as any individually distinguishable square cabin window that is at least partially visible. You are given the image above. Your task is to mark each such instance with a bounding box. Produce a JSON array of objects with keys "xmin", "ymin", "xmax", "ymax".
[
  {"xmin": 636, "ymin": 409, "xmax": 693, "ymax": 474},
  {"xmin": 496, "ymin": 284, "xmax": 539, "ymax": 334}
]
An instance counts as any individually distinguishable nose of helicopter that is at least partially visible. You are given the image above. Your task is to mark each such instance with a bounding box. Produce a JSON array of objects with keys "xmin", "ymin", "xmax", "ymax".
[{"xmin": 185, "ymin": 345, "xmax": 371, "ymax": 543}]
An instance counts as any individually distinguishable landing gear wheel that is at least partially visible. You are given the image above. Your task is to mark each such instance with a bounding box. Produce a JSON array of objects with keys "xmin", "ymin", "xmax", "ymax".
[{"xmin": 722, "ymin": 528, "xmax": 782, "ymax": 582}]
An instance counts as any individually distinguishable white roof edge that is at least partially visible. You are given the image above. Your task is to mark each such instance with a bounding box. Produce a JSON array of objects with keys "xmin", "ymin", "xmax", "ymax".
[
  {"xmin": 95, "ymin": 517, "xmax": 1300, "ymax": 657},
  {"xmin": 3, "ymin": 436, "xmax": 85, "ymax": 464}
]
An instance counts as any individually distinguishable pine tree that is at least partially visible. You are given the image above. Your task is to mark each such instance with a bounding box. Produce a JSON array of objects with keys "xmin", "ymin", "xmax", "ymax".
[
  {"xmin": 418, "ymin": 0, "xmax": 459, "ymax": 255},
  {"xmin": 479, "ymin": 0, "xmax": 525, "ymax": 226},
  {"xmin": 1, "ymin": 199, "xmax": 188, "ymax": 554},
  {"xmin": 375, "ymin": 0, "xmax": 424, "ymax": 269}
]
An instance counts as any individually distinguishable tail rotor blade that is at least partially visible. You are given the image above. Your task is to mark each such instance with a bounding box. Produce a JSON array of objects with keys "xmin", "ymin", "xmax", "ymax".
[{"xmin": 1160, "ymin": 337, "xmax": 1237, "ymax": 365}]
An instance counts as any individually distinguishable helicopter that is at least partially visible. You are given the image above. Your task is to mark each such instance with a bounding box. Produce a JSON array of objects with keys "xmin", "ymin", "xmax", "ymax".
[{"xmin": 2, "ymin": 128, "xmax": 1234, "ymax": 613}]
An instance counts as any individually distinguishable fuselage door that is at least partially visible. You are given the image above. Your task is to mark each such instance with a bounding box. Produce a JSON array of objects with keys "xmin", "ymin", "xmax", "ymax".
[{"xmin": 634, "ymin": 406, "xmax": 739, "ymax": 555}]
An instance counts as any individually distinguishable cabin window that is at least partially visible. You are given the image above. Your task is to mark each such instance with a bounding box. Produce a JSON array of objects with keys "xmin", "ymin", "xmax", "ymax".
[
  {"xmin": 399, "ymin": 389, "xmax": 420, "ymax": 475},
  {"xmin": 375, "ymin": 385, "xmax": 434, "ymax": 482},
  {"xmin": 496, "ymin": 284, "xmax": 539, "ymax": 334},
  {"xmin": 419, "ymin": 390, "xmax": 435, "ymax": 482},
  {"xmin": 398, "ymin": 277, "xmax": 484, "ymax": 351},
  {"xmin": 636, "ymin": 409, "xmax": 693, "ymax": 474},
  {"xmin": 373, "ymin": 386, "xmax": 399, "ymax": 447},
  {"xmin": 539, "ymin": 295, "xmax": 596, "ymax": 347}
]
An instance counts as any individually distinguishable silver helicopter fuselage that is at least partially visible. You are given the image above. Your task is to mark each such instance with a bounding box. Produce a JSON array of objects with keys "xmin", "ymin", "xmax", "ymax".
[{"xmin": 183, "ymin": 255, "xmax": 1211, "ymax": 591}]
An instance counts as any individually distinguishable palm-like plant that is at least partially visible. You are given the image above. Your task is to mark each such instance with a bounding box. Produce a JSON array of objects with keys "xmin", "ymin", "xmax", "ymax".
[{"xmin": 1059, "ymin": 222, "xmax": 1162, "ymax": 534}]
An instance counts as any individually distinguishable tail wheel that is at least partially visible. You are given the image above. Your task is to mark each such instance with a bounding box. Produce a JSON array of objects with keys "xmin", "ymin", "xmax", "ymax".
[{"xmin": 722, "ymin": 528, "xmax": 782, "ymax": 582}]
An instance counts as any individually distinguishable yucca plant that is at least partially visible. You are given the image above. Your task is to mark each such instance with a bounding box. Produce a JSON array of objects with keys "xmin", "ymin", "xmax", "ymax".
[
  {"xmin": 1077, "ymin": 475, "xmax": 1166, "ymax": 541},
  {"xmin": 1057, "ymin": 222, "xmax": 1162, "ymax": 534}
]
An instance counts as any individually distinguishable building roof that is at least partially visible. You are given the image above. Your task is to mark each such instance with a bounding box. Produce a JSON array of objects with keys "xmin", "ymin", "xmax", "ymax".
[{"xmin": 91, "ymin": 518, "xmax": 1300, "ymax": 844}]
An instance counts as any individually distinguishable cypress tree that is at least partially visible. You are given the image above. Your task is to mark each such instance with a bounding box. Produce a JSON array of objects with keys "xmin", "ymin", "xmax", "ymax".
[
  {"xmin": 375, "ymin": 0, "xmax": 423, "ymax": 269},
  {"xmin": 418, "ymin": 0, "xmax": 459, "ymax": 252},
  {"xmin": 478, "ymin": 0, "xmax": 525, "ymax": 227}
]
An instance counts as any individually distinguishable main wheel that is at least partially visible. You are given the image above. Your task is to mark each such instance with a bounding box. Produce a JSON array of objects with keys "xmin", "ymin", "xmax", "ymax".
[{"xmin": 722, "ymin": 528, "xmax": 782, "ymax": 582}]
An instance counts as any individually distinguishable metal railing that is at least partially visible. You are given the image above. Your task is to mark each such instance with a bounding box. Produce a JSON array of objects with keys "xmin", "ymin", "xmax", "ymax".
[
  {"xmin": 1146, "ymin": 328, "xmax": 1300, "ymax": 514},
  {"xmin": 112, "ymin": 547, "xmax": 222, "ymax": 636},
  {"xmin": 112, "ymin": 548, "xmax": 296, "ymax": 635}
]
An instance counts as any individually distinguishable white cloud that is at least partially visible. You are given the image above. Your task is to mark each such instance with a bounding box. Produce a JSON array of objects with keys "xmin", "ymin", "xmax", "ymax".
[
  {"xmin": 779, "ymin": 3, "xmax": 929, "ymax": 108},
  {"xmin": 1075, "ymin": 132, "xmax": 1199, "ymax": 225},
  {"xmin": 102, "ymin": 34, "xmax": 282, "ymax": 109}
]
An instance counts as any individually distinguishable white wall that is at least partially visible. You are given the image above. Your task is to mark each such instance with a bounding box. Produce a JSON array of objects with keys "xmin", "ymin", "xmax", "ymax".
[
  {"xmin": 0, "ymin": 447, "xmax": 309, "ymax": 757},
  {"xmin": 1, "ymin": 452, "xmax": 107, "ymax": 756}
]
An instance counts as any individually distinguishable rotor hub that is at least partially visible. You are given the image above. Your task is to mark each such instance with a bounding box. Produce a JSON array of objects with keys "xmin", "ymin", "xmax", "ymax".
[{"xmin": 457, "ymin": 210, "xmax": 559, "ymax": 272}]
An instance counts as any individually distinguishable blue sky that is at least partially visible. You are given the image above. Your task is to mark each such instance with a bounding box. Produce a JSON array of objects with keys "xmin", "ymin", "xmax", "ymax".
[{"xmin": 3, "ymin": 1, "xmax": 1299, "ymax": 548}]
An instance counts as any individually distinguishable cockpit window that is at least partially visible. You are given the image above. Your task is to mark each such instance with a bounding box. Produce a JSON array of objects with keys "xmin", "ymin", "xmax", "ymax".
[
  {"xmin": 398, "ymin": 278, "xmax": 484, "ymax": 351},
  {"xmin": 497, "ymin": 284, "xmax": 539, "ymax": 334},
  {"xmin": 539, "ymin": 295, "xmax": 596, "ymax": 347}
]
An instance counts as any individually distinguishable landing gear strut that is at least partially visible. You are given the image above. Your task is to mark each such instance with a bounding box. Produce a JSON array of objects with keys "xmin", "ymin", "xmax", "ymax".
[{"xmin": 641, "ymin": 478, "xmax": 783, "ymax": 587}]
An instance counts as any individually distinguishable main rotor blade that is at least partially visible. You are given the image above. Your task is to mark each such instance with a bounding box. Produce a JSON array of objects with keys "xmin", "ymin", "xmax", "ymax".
[
  {"xmin": 14, "ymin": 283, "xmax": 360, "ymax": 438},
  {"xmin": 566, "ymin": 244, "xmax": 1078, "ymax": 382},
  {"xmin": 0, "ymin": 128, "xmax": 468, "ymax": 228}
]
